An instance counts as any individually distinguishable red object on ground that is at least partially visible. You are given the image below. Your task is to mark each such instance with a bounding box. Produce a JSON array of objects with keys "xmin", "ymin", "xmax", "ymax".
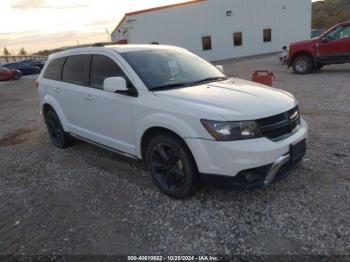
[
  {"xmin": 0, "ymin": 67, "xmax": 22, "ymax": 81},
  {"xmin": 116, "ymin": 39, "xmax": 128, "ymax": 44},
  {"xmin": 251, "ymin": 70, "xmax": 276, "ymax": 87}
]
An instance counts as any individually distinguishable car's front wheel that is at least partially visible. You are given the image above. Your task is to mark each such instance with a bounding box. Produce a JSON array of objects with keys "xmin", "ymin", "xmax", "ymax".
[
  {"xmin": 145, "ymin": 134, "xmax": 198, "ymax": 199},
  {"xmin": 44, "ymin": 109, "xmax": 72, "ymax": 149},
  {"xmin": 292, "ymin": 56, "xmax": 313, "ymax": 74}
]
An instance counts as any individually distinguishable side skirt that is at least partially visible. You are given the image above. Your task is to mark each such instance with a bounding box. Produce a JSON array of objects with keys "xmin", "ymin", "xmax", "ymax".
[{"xmin": 69, "ymin": 133, "xmax": 139, "ymax": 160}]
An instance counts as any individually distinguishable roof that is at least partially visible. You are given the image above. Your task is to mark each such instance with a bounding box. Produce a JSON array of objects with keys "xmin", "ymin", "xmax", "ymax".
[{"xmin": 111, "ymin": 0, "xmax": 206, "ymax": 35}]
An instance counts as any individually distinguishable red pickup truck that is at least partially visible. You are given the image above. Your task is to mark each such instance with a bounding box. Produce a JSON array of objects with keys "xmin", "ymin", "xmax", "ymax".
[{"xmin": 288, "ymin": 20, "xmax": 350, "ymax": 74}]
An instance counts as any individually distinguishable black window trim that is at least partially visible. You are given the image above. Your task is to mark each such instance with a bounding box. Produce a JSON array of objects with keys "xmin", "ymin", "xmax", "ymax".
[
  {"xmin": 60, "ymin": 57, "xmax": 67, "ymax": 81},
  {"xmin": 88, "ymin": 54, "xmax": 138, "ymax": 97}
]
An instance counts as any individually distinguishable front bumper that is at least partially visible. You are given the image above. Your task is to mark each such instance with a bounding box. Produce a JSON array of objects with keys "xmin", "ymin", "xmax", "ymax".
[
  {"xmin": 200, "ymin": 150, "xmax": 305, "ymax": 189},
  {"xmin": 185, "ymin": 118, "xmax": 308, "ymax": 188}
]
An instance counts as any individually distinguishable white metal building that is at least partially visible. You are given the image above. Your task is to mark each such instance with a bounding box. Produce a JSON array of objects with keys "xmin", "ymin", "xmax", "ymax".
[{"xmin": 111, "ymin": 0, "xmax": 311, "ymax": 61}]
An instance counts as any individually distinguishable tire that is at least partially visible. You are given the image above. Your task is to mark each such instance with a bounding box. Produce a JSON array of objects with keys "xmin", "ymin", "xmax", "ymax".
[
  {"xmin": 145, "ymin": 134, "xmax": 198, "ymax": 199},
  {"xmin": 44, "ymin": 109, "xmax": 72, "ymax": 149},
  {"xmin": 12, "ymin": 72, "xmax": 22, "ymax": 80},
  {"xmin": 292, "ymin": 56, "xmax": 313, "ymax": 74}
]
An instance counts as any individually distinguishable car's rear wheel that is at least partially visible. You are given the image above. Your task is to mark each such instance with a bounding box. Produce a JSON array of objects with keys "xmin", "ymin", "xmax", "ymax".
[
  {"xmin": 292, "ymin": 56, "xmax": 313, "ymax": 74},
  {"xmin": 45, "ymin": 109, "xmax": 72, "ymax": 148},
  {"xmin": 145, "ymin": 134, "xmax": 198, "ymax": 199}
]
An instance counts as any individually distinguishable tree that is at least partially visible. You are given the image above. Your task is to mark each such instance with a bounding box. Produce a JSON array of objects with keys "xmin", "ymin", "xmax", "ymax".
[
  {"xmin": 312, "ymin": 0, "xmax": 350, "ymax": 29},
  {"xmin": 33, "ymin": 49, "xmax": 52, "ymax": 56},
  {"xmin": 3, "ymin": 47, "xmax": 11, "ymax": 56},
  {"xmin": 18, "ymin": 48, "xmax": 28, "ymax": 56}
]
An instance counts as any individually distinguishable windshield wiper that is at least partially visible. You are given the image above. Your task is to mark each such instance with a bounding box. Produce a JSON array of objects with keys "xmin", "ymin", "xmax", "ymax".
[
  {"xmin": 150, "ymin": 82, "xmax": 192, "ymax": 91},
  {"xmin": 150, "ymin": 77, "xmax": 228, "ymax": 91},
  {"xmin": 190, "ymin": 76, "xmax": 228, "ymax": 85}
]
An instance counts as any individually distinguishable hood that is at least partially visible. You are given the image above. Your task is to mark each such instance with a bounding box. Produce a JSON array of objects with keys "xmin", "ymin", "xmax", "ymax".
[
  {"xmin": 153, "ymin": 78, "xmax": 297, "ymax": 121},
  {"xmin": 290, "ymin": 38, "xmax": 319, "ymax": 47}
]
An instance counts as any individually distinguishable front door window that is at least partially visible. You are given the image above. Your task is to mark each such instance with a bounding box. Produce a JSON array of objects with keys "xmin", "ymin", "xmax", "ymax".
[{"xmin": 326, "ymin": 25, "xmax": 350, "ymax": 41}]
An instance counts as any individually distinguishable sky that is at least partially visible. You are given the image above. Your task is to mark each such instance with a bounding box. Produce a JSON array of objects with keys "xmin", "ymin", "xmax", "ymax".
[{"xmin": 0, "ymin": 0, "xmax": 322, "ymax": 54}]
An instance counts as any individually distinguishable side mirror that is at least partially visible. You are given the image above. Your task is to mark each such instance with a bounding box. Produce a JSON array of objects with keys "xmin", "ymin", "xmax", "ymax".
[
  {"xmin": 215, "ymin": 65, "xmax": 224, "ymax": 73},
  {"xmin": 321, "ymin": 36, "xmax": 327, "ymax": 43},
  {"xmin": 103, "ymin": 77, "xmax": 128, "ymax": 93}
]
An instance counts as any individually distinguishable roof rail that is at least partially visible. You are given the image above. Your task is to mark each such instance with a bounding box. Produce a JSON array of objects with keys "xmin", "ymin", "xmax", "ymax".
[
  {"xmin": 92, "ymin": 42, "xmax": 117, "ymax": 47},
  {"xmin": 59, "ymin": 42, "xmax": 118, "ymax": 51}
]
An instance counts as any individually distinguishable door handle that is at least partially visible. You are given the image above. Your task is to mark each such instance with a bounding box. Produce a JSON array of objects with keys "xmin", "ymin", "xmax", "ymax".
[
  {"xmin": 84, "ymin": 94, "xmax": 95, "ymax": 101},
  {"xmin": 54, "ymin": 87, "xmax": 61, "ymax": 93}
]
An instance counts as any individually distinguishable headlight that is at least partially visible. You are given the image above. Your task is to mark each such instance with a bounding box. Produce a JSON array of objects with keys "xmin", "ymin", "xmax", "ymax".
[{"xmin": 201, "ymin": 119, "xmax": 262, "ymax": 141}]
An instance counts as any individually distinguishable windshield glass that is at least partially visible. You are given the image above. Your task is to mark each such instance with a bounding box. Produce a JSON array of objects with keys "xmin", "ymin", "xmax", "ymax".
[{"xmin": 121, "ymin": 49, "xmax": 225, "ymax": 90}]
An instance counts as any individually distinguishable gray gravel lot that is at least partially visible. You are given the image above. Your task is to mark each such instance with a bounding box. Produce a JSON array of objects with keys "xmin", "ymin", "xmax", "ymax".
[{"xmin": 0, "ymin": 55, "xmax": 349, "ymax": 256}]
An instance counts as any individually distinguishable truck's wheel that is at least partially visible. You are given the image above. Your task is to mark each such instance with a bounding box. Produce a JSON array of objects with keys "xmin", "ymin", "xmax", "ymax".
[
  {"xmin": 145, "ymin": 134, "xmax": 198, "ymax": 199},
  {"xmin": 292, "ymin": 56, "xmax": 313, "ymax": 74},
  {"xmin": 44, "ymin": 109, "xmax": 72, "ymax": 149}
]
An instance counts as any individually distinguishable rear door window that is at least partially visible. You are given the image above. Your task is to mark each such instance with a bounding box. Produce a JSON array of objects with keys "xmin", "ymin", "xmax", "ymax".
[
  {"xmin": 43, "ymin": 57, "xmax": 65, "ymax": 81},
  {"xmin": 90, "ymin": 55, "xmax": 126, "ymax": 90},
  {"xmin": 62, "ymin": 55, "xmax": 88, "ymax": 85}
]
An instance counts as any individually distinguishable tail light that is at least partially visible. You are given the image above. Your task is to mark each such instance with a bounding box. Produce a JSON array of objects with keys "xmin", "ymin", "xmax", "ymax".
[{"xmin": 35, "ymin": 80, "xmax": 39, "ymax": 88}]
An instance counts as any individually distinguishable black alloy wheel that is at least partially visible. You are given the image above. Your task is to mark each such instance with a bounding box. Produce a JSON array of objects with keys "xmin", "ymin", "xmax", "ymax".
[
  {"xmin": 146, "ymin": 134, "xmax": 198, "ymax": 199},
  {"xmin": 45, "ymin": 110, "xmax": 72, "ymax": 148}
]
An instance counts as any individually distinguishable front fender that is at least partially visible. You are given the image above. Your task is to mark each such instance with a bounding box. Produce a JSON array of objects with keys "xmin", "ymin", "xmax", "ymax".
[
  {"xmin": 42, "ymin": 95, "xmax": 69, "ymax": 132},
  {"xmin": 135, "ymin": 113, "xmax": 199, "ymax": 158},
  {"xmin": 289, "ymin": 49, "xmax": 316, "ymax": 67}
]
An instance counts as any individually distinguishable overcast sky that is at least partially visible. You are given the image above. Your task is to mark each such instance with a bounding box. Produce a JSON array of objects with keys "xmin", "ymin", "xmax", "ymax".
[{"xmin": 0, "ymin": 0, "xmax": 321, "ymax": 54}]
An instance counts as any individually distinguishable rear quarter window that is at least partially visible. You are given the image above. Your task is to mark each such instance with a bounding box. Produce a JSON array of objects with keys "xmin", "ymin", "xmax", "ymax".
[{"xmin": 43, "ymin": 57, "xmax": 66, "ymax": 81}]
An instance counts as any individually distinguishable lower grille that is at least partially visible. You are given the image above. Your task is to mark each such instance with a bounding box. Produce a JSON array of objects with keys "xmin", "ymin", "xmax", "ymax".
[{"xmin": 257, "ymin": 106, "xmax": 301, "ymax": 141}]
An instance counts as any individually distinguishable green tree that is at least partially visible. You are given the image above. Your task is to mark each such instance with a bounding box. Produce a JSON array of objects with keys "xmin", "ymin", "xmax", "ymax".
[
  {"xmin": 18, "ymin": 48, "xmax": 28, "ymax": 56},
  {"xmin": 3, "ymin": 47, "xmax": 11, "ymax": 56}
]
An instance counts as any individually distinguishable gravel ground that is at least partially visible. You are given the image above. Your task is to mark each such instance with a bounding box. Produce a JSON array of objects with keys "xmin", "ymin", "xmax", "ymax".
[{"xmin": 0, "ymin": 55, "xmax": 349, "ymax": 256}]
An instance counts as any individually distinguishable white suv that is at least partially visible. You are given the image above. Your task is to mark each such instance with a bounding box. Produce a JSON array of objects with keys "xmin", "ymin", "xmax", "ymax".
[{"xmin": 38, "ymin": 44, "xmax": 308, "ymax": 198}]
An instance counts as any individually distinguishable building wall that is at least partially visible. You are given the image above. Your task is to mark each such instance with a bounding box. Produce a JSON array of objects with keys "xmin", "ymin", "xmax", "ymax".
[{"xmin": 112, "ymin": 0, "xmax": 311, "ymax": 61}]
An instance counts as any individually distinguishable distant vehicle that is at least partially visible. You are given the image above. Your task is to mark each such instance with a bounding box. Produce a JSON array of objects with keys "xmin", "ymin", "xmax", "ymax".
[
  {"xmin": 0, "ymin": 66, "xmax": 22, "ymax": 81},
  {"xmin": 38, "ymin": 44, "xmax": 308, "ymax": 198},
  {"xmin": 311, "ymin": 29, "xmax": 325, "ymax": 38},
  {"xmin": 3, "ymin": 62, "xmax": 41, "ymax": 75},
  {"xmin": 279, "ymin": 46, "xmax": 288, "ymax": 64},
  {"xmin": 20, "ymin": 59, "xmax": 46, "ymax": 69},
  {"xmin": 287, "ymin": 20, "xmax": 350, "ymax": 74}
]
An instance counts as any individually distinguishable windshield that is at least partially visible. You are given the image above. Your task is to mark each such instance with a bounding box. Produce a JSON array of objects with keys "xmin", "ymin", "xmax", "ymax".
[{"xmin": 121, "ymin": 48, "xmax": 226, "ymax": 90}]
